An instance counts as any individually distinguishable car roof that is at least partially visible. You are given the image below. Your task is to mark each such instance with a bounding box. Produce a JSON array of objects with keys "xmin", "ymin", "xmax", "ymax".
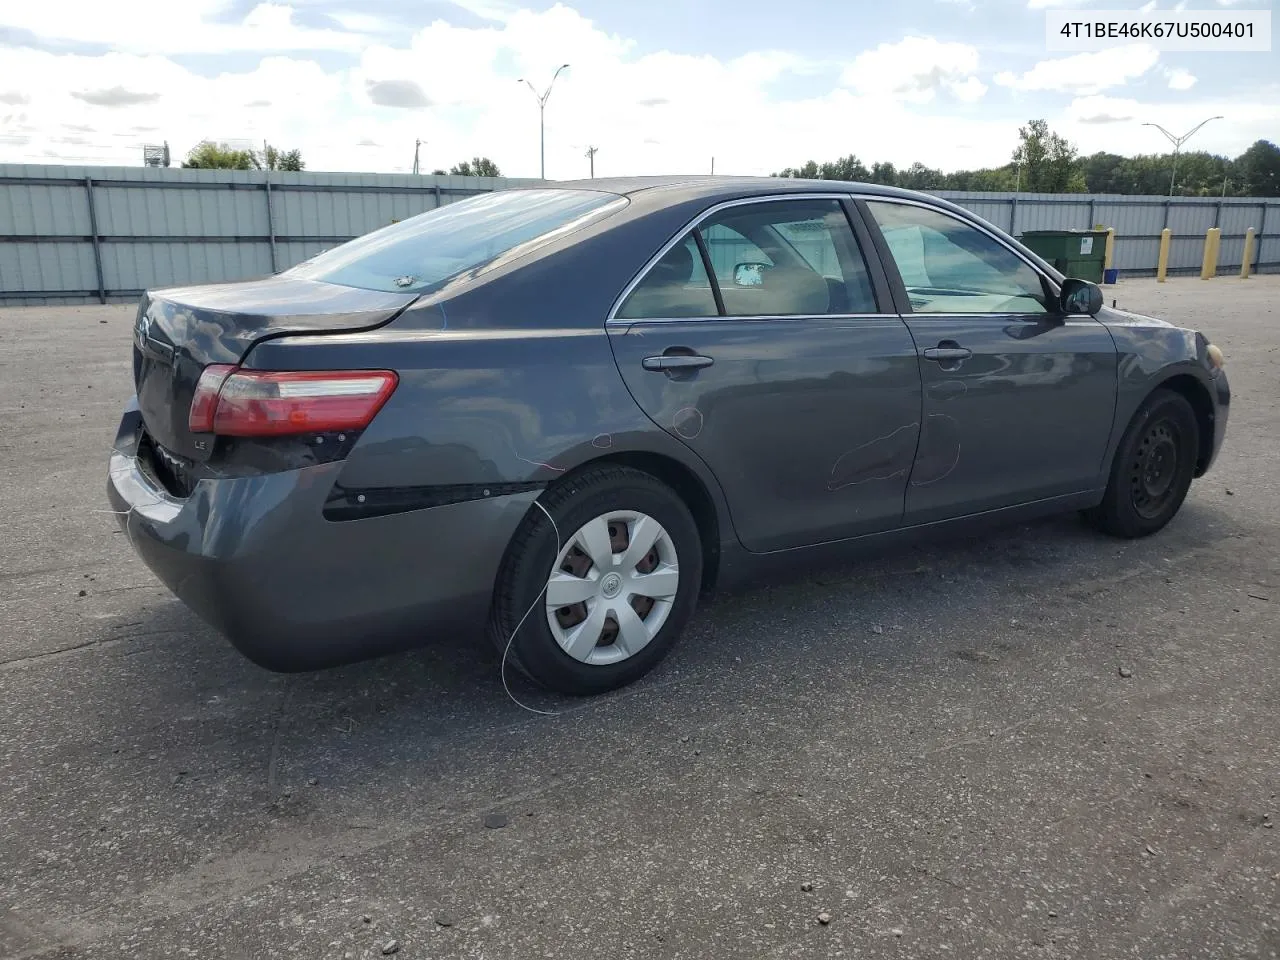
[{"xmin": 542, "ymin": 175, "xmax": 941, "ymax": 206}]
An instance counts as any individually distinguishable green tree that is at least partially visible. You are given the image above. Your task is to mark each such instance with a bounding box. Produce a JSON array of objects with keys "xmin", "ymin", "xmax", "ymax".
[
  {"xmin": 182, "ymin": 141, "xmax": 305, "ymax": 171},
  {"xmin": 819, "ymin": 155, "xmax": 869, "ymax": 181},
  {"xmin": 182, "ymin": 141, "xmax": 256, "ymax": 169},
  {"xmin": 254, "ymin": 144, "xmax": 305, "ymax": 172},
  {"xmin": 774, "ymin": 156, "xmax": 868, "ymax": 181},
  {"xmin": 898, "ymin": 162, "xmax": 944, "ymax": 190},
  {"xmin": 774, "ymin": 160, "xmax": 820, "ymax": 178},
  {"xmin": 449, "ymin": 157, "xmax": 502, "ymax": 177},
  {"xmin": 1235, "ymin": 140, "xmax": 1280, "ymax": 197},
  {"xmin": 1012, "ymin": 119, "xmax": 1081, "ymax": 192},
  {"xmin": 867, "ymin": 161, "xmax": 898, "ymax": 186}
]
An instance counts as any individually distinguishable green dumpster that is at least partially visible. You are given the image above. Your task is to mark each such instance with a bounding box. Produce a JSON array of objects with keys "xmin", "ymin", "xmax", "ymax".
[{"xmin": 1018, "ymin": 229, "xmax": 1108, "ymax": 283}]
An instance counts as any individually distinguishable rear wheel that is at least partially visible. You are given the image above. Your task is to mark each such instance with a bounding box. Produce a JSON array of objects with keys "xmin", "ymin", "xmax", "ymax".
[
  {"xmin": 490, "ymin": 465, "xmax": 702, "ymax": 695},
  {"xmin": 1087, "ymin": 388, "xmax": 1199, "ymax": 538}
]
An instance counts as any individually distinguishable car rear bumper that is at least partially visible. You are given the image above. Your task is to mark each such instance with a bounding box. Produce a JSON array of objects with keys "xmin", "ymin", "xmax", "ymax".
[{"xmin": 107, "ymin": 401, "xmax": 537, "ymax": 671}]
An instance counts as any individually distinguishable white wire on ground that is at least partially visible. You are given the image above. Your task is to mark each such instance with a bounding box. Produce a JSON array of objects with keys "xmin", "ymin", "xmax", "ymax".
[{"xmin": 499, "ymin": 499, "xmax": 563, "ymax": 717}]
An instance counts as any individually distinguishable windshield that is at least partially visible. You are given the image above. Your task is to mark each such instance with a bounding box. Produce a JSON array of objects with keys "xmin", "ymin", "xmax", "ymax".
[{"xmin": 284, "ymin": 188, "xmax": 625, "ymax": 294}]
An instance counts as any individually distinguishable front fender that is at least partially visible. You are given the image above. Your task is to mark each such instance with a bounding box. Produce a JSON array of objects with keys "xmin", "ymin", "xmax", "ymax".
[{"xmin": 1100, "ymin": 308, "xmax": 1228, "ymax": 479}]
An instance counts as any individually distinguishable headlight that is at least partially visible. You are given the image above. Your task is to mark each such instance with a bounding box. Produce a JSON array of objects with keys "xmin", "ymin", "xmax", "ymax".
[{"xmin": 1206, "ymin": 343, "xmax": 1225, "ymax": 371}]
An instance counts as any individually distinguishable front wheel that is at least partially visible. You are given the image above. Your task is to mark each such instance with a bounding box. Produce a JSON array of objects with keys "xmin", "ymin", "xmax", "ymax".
[
  {"xmin": 489, "ymin": 465, "xmax": 703, "ymax": 695},
  {"xmin": 1087, "ymin": 388, "xmax": 1199, "ymax": 539}
]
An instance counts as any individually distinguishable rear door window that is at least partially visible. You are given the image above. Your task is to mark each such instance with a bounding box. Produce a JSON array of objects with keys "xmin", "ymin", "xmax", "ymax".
[
  {"xmin": 700, "ymin": 199, "xmax": 878, "ymax": 316},
  {"xmin": 615, "ymin": 235, "xmax": 719, "ymax": 319}
]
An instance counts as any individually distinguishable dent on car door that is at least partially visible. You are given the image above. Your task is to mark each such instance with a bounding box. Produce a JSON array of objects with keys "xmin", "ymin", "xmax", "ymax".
[
  {"xmin": 862, "ymin": 199, "xmax": 1119, "ymax": 524},
  {"xmin": 607, "ymin": 196, "xmax": 922, "ymax": 553}
]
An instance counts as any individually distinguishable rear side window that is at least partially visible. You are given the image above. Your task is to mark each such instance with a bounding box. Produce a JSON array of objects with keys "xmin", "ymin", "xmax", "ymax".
[
  {"xmin": 615, "ymin": 235, "xmax": 719, "ymax": 319},
  {"xmin": 284, "ymin": 188, "xmax": 624, "ymax": 294}
]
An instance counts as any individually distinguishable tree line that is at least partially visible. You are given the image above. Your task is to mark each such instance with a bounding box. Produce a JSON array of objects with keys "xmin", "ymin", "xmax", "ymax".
[
  {"xmin": 775, "ymin": 119, "xmax": 1280, "ymax": 197},
  {"xmin": 181, "ymin": 141, "xmax": 506, "ymax": 178},
  {"xmin": 182, "ymin": 141, "xmax": 306, "ymax": 171}
]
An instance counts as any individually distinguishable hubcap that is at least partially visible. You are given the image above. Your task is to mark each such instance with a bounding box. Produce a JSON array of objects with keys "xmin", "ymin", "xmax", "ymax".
[
  {"xmin": 1129, "ymin": 418, "xmax": 1182, "ymax": 520},
  {"xmin": 545, "ymin": 510, "xmax": 680, "ymax": 666}
]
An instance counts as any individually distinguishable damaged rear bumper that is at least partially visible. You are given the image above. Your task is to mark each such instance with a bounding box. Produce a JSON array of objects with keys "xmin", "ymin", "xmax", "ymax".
[{"xmin": 107, "ymin": 399, "xmax": 536, "ymax": 671}]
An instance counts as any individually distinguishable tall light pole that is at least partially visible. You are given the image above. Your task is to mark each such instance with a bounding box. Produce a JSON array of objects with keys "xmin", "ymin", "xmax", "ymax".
[
  {"xmin": 518, "ymin": 64, "xmax": 570, "ymax": 179},
  {"xmin": 1142, "ymin": 116, "xmax": 1223, "ymax": 196},
  {"xmin": 584, "ymin": 145, "xmax": 598, "ymax": 178}
]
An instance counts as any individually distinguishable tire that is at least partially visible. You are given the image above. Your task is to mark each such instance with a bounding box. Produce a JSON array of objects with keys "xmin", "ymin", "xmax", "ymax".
[
  {"xmin": 489, "ymin": 465, "xmax": 703, "ymax": 695},
  {"xmin": 1087, "ymin": 388, "xmax": 1199, "ymax": 539}
]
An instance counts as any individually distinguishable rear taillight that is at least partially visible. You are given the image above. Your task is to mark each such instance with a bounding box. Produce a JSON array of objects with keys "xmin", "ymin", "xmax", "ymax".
[
  {"xmin": 188, "ymin": 364, "xmax": 237, "ymax": 432},
  {"xmin": 189, "ymin": 367, "xmax": 398, "ymax": 437}
]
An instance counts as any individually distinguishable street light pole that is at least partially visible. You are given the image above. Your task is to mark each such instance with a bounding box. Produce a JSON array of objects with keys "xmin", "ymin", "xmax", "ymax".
[
  {"xmin": 518, "ymin": 64, "xmax": 570, "ymax": 179},
  {"xmin": 584, "ymin": 145, "xmax": 598, "ymax": 178},
  {"xmin": 1142, "ymin": 116, "xmax": 1223, "ymax": 196}
]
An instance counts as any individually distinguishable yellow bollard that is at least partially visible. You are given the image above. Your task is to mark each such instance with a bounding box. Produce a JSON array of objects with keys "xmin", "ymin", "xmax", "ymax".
[
  {"xmin": 1241, "ymin": 227, "xmax": 1256, "ymax": 279},
  {"xmin": 1103, "ymin": 227, "xmax": 1115, "ymax": 272},
  {"xmin": 1200, "ymin": 227, "xmax": 1221, "ymax": 279},
  {"xmin": 1156, "ymin": 227, "xmax": 1171, "ymax": 283}
]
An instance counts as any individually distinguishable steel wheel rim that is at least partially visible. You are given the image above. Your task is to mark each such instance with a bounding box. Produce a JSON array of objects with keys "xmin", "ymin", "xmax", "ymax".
[
  {"xmin": 544, "ymin": 510, "xmax": 680, "ymax": 666},
  {"xmin": 1130, "ymin": 418, "xmax": 1182, "ymax": 520}
]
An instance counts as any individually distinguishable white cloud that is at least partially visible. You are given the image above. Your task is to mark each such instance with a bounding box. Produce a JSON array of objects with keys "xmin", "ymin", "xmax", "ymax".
[
  {"xmin": 0, "ymin": 1, "xmax": 367, "ymax": 54},
  {"xmin": 1165, "ymin": 67, "xmax": 1197, "ymax": 90},
  {"xmin": 1, "ymin": 2, "xmax": 1275, "ymax": 178},
  {"xmin": 840, "ymin": 37, "xmax": 986, "ymax": 103},
  {"xmin": 950, "ymin": 76, "xmax": 989, "ymax": 102},
  {"xmin": 995, "ymin": 45, "xmax": 1160, "ymax": 95},
  {"xmin": 1067, "ymin": 94, "xmax": 1140, "ymax": 124}
]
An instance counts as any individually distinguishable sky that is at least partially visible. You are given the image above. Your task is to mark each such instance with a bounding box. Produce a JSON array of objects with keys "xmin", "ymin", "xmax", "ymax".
[{"xmin": 0, "ymin": 0, "xmax": 1276, "ymax": 179}]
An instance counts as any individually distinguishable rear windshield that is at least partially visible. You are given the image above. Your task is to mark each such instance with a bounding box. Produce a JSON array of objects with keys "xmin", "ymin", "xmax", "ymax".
[{"xmin": 283, "ymin": 188, "xmax": 624, "ymax": 294}]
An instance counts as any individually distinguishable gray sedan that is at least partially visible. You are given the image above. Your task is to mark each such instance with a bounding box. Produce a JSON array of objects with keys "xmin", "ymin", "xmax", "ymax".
[{"xmin": 107, "ymin": 177, "xmax": 1230, "ymax": 695}]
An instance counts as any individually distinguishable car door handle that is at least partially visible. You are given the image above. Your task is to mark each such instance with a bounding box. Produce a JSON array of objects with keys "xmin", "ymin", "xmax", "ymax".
[
  {"xmin": 642, "ymin": 354, "xmax": 715, "ymax": 372},
  {"xmin": 922, "ymin": 345, "xmax": 972, "ymax": 362}
]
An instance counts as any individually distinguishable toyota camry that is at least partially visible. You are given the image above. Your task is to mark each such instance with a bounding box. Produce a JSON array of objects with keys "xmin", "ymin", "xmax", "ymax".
[{"xmin": 107, "ymin": 176, "xmax": 1230, "ymax": 694}]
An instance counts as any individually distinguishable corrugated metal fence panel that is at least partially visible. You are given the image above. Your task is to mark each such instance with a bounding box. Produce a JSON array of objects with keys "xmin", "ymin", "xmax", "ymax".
[
  {"xmin": 101, "ymin": 241, "xmax": 274, "ymax": 292},
  {"xmin": 0, "ymin": 241, "xmax": 97, "ymax": 293},
  {"xmin": 1219, "ymin": 235, "xmax": 1246, "ymax": 273},
  {"xmin": 276, "ymin": 240, "xmax": 340, "ymax": 272},
  {"xmin": 1219, "ymin": 203, "xmax": 1264, "ymax": 236},
  {"xmin": 2, "ymin": 165, "xmax": 1277, "ymax": 302},
  {"xmin": 1166, "ymin": 202, "xmax": 1218, "ymax": 238},
  {"xmin": 97, "ymin": 182, "xmax": 268, "ymax": 238},
  {"xmin": 1021, "ymin": 198, "xmax": 1094, "ymax": 233},
  {"xmin": 0, "ymin": 179, "xmax": 89, "ymax": 235},
  {"xmin": 1259, "ymin": 234, "xmax": 1280, "ymax": 273},
  {"xmin": 1115, "ymin": 236, "xmax": 1161, "ymax": 273}
]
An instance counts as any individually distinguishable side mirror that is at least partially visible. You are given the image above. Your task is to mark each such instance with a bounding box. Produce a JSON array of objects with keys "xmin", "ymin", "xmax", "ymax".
[
  {"xmin": 1060, "ymin": 278, "xmax": 1103, "ymax": 316},
  {"xmin": 733, "ymin": 261, "xmax": 769, "ymax": 287}
]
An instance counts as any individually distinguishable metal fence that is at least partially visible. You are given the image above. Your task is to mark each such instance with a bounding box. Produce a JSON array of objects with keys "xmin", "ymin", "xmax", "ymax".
[
  {"xmin": 0, "ymin": 164, "xmax": 1275, "ymax": 305},
  {"xmin": 0, "ymin": 165, "xmax": 541, "ymax": 306},
  {"xmin": 933, "ymin": 189, "xmax": 1277, "ymax": 280}
]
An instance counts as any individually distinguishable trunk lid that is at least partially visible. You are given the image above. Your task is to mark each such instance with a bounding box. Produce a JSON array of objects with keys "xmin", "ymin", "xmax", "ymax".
[{"xmin": 132, "ymin": 276, "xmax": 416, "ymax": 463}]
